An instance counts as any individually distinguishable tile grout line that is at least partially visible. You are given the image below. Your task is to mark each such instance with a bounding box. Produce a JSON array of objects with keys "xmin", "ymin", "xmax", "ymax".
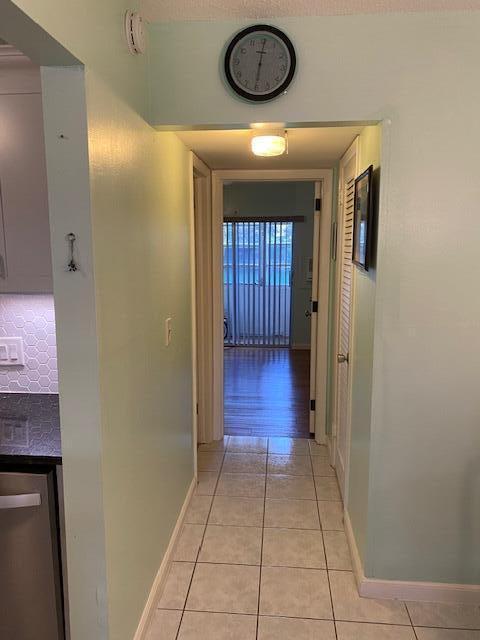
[
  {"xmin": 162, "ymin": 438, "xmax": 479, "ymax": 637},
  {"xmin": 174, "ymin": 438, "xmax": 229, "ymax": 639},
  {"xmin": 164, "ymin": 605, "xmax": 443, "ymax": 629},
  {"xmin": 255, "ymin": 437, "xmax": 269, "ymax": 640},
  {"xmin": 310, "ymin": 440, "xmax": 339, "ymax": 640},
  {"xmin": 175, "ymin": 559, "xmax": 354, "ymax": 571},
  {"xmin": 175, "ymin": 524, "xmax": 349, "ymax": 534},
  {"xmin": 405, "ymin": 600, "xmax": 419, "ymax": 638}
]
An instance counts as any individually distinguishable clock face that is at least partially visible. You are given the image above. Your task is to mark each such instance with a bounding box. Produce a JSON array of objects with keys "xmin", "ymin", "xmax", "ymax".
[{"xmin": 224, "ymin": 25, "xmax": 296, "ymax": 102}]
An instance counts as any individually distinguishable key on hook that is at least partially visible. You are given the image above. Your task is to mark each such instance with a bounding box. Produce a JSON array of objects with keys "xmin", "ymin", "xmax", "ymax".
[{"xmin": 66, "ymin": 233, "xmax": 78, "ymax": 272}]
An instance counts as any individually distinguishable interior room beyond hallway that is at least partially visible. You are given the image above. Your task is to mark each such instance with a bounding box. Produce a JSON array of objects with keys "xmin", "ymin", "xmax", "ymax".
[{"xmin": 224, "ymin": 347, "xmax": 310, "ymax": 438}]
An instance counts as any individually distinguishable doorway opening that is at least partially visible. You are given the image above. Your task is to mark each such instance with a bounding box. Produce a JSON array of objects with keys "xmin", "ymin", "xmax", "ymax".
[
  {"xmin": 180, "ymin": 125, "xmax": 366, "ymax": 449},
  {"xmin": 220, "ymin": 180, "xmax": 317, "ymax": 438}
]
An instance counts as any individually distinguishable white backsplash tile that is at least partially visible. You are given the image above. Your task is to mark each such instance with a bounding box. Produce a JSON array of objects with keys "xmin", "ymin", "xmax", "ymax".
[{"xmin": 0, "ymin": 294, "xmax": 58, "ymax": 393}]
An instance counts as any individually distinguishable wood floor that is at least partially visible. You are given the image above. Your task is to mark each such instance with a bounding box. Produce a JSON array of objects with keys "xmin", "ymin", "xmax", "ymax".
[{"xmin": 224, "ymin": 347, "xmax": 311, "ymax": 438}]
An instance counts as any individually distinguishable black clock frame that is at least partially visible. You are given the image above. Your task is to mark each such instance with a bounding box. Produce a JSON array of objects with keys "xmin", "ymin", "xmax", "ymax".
[{"xmin": 224, "ymin": 24, "xmax": 297, "ymax": 103}]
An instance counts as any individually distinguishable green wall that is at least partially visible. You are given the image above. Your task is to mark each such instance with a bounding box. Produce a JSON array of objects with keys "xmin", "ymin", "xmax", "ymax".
[
  {"xmin": 87, "ymin": 72, "xmax": 194, "ymax": 640},
  {"xmin": 147, "ymin": 13, "xmax": 480, "ymax": 585},
  {"xmin": 2, "ymin": 2, "xmax": 195, "ymax": 638},
  {"xmin": 347, "ymin": 126, "xmax": 381, "ymax": 566},
  {"xmin": 224, "ymin": 181, "xmax": 316, "ymax": 347},
  {"xmin": 41, "ymin": 66, "xmax": 109, "ymax": 639}
]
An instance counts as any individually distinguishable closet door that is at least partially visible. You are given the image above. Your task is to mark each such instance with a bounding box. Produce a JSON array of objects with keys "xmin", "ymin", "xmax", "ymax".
[{"xmin": 335, "ymin": 140, "xmax": 358, "ymax": 500}]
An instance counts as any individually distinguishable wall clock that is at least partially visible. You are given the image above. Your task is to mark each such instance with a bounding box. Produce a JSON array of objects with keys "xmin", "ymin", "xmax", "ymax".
[{"xmin": 224, "ymin": 25, "xmax": 296, "ymax": 102}]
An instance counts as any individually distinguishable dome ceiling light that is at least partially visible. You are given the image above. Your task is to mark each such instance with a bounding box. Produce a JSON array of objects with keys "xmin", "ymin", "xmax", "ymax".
[{"xmin": 251, "ymin": 131, "xmax": 288, "ymax": 157}]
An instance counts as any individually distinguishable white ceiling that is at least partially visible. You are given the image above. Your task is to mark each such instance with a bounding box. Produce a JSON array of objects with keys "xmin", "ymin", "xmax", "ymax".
[
  {"xmin": 176, "ymin": 125, "xmax": 364, "ymax": 169},
  {"xmin": 141, "ymin": 0, "xmax": 479, "ymax": 22}
]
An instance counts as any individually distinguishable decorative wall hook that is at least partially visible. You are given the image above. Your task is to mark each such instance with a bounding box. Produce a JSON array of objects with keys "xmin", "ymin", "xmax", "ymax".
[{"xmin": 66, "ymin": 233, "xmax": 78, "ymax": 272}]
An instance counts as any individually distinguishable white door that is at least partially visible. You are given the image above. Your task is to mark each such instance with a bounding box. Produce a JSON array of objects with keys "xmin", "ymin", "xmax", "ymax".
[
  {"xmin": 309, "ymin": 182, "xmax": 322, "ymax": 433},
  {"xmin": 335, "ymin": 140, "xmax": 358, "ymax": 499}
]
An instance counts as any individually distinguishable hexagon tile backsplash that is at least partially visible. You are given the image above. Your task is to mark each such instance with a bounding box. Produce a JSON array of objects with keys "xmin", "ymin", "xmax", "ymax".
[{"xmin": 0, "ymin": 294, "xmax": 58, "ymax": 393}]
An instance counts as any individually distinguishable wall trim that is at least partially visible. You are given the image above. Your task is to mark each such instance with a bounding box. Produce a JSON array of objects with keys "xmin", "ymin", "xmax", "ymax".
[
  {"xmin": 344, "ymin": 510, "xmax": 480, "ymax": 605},
  {"xmin": 133, "ymin": 476, "xmax": 196, "ymax": 640}
]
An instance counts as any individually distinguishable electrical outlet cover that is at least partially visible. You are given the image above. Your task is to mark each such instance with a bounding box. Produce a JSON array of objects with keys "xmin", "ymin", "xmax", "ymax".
[{"xmin": 0, "ymin": 337, "xmax": 25, "ymax": 366}]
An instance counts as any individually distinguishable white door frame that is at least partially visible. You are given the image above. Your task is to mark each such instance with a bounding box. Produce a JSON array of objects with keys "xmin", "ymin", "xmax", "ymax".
[
  {"xmin": 330, "ymin": 138, "xmax": 359, "ymax": 498},
  {"xmin": 308, "ymin": 180, "xmax": 322, "ymax": 434},
  {"xmin": 212, "ymin": 169, "xmax": 333, "ymax": 444},
  {"xmin": 190, "ymin": 153, "xmax": 214, "ymax": 450}
]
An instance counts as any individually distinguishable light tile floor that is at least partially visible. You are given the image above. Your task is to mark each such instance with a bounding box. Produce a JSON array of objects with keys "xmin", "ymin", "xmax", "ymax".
[{"xmin": 149, "ymin": 436, "xmax": 480, "ymax": 640}]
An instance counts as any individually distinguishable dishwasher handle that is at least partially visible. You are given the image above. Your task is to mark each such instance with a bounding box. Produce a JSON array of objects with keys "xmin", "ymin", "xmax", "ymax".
[{"xmin": 0, "ymin": 493, "xmax": 41, "ymax": 509}]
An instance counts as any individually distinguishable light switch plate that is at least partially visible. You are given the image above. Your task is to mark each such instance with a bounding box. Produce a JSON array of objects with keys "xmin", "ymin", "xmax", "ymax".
[{"xmin": 0, "ymin": 337, "xmax": 25, "ymax": 366}]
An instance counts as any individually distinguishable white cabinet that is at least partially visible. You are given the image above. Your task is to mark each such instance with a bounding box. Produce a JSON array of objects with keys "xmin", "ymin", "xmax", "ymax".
[{"xmin": 0, "ymin": 53, "xmax": 52, "ymax": 293}]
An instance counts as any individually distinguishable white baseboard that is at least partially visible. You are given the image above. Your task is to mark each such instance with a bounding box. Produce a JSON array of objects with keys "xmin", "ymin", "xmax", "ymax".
[
  {"xmin": 133, "ymin": 476, "xmax": 196, "ymax": 640},
  {"xmin": 326, "ymin": 434, "xmax": 335, "ymax": 466},
  {"xmin": 359, "ymin": 576, "xmax": 480, "ymax": 605},
  {"xmin": 291, "ymin": 343, "xmax": 311, "ymax": 350},
  {"xmin": 344, "ymin": 509, "xmax": 367, "ymax": 590},
  {"xmin": 335, "ymin": 447, "xmax": 346, "ymax": 503},
  {"xmin": 344, "ymin": 510, "xmax": 480, "ymax": 605}
]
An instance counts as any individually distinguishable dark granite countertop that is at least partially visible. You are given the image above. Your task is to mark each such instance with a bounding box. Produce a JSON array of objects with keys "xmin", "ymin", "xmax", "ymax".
[{"xmin": 0, "ymin": 393, "xmax": 61, "ymax": 465}]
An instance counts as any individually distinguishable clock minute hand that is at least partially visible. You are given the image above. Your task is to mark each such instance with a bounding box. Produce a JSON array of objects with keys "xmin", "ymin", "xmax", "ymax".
[{"xmin": 255, "ymin": 38, "xmax": 267, "ymax": 83}]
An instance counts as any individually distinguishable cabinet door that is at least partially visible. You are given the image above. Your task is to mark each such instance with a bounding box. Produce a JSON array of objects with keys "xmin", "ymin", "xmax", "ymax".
[
  {"xmin": 0, "ymin": 93, "xmax": 53, "ymax": 292},
  {"xmin": 0, "ymin": 471, "xmax": 63, "ymax": 639}
]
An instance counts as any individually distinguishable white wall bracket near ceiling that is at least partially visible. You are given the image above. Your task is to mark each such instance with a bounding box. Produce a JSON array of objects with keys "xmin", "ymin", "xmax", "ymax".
[{"xmin": 124, "ymin": 10, "xmax": 147, "ymax": 55}]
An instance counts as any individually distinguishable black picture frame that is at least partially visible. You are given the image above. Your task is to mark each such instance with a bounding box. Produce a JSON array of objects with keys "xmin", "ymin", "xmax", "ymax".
[
  {"xmin": 352, "ymin": 165, "xmax": 373, "ymax": 271},
  {"xmin": 224, "ymin": 24, "xmax": 297, "ymax": 103}
]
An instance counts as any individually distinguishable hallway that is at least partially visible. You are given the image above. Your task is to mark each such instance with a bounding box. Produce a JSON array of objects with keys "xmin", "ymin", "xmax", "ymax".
[
  {"xmin": 150, "ymin": 436, "xmax": 480, "ymax": 639},
  {"xmin": 224, "ymin": 348, "xmax": 310, "ymax": 438}
]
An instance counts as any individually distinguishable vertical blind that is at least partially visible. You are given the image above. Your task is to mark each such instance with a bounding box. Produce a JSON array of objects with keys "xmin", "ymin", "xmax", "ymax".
[{"xmin": 223, "ymin": 221, "xmax": 293, "ymax": 346}]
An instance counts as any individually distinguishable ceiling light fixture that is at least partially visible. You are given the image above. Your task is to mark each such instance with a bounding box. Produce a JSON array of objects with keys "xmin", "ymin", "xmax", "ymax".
[{"xmin": 251, "ymin": 131, "xmax": 287, "ymax": 157}]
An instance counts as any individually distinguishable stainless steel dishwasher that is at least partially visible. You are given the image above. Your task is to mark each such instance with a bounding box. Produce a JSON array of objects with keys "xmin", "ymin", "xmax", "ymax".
[{"xmin": 0, "ymin": 469, "xmax": 64, "ymax": 639}]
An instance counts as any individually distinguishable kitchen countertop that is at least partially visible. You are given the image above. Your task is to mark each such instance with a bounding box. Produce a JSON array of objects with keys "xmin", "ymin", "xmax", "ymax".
[{"xmin": 0, "ymin": 393, "xmax": 61, "ymax": 465}]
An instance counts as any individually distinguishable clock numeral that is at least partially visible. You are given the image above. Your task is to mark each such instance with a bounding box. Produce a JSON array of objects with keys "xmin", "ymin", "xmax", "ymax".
[
  {"xmin": 240, "ymin": 47, "xmax": 246, "ymax": 54},
  {"xmin": 235, "ymin": 70, "xmax": 242, "ymax": 79},
  {"xmin": 255, "ymin": 83, "xmax": 260, "ymax": 91},
  {"xmin": 265, "ymin": 81, "xmax": 270, "ymax": 90},
  {"xmin": 280, "ymin": 65, "xmax": 286, "ymax": 73},
  {"xmin": 249, "ymin": 39, "xmax": 255, "ymax": 46},
  {"xmin": 233, "ymin": 57, "xmax": 240, "ymax": 65},
  {"xmin": 279, "ymin": 53, "xmax": 285, "ymax": 59}
]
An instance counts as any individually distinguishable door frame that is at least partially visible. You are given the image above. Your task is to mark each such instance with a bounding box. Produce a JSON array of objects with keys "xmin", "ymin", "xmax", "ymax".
[
  {"xmin": 190, "ymin": 153, "xmax": 214, "ymax": 450},
  {"xmin": 308, "ymin": 181, "xmax": 322, "ymax": 434},
  {"xmin": 330, "ymin": 138, "xmax": 359, "ymax": 498},
  {"xmin": 212, "ymin": 169, "xmax": 333, "ymax": 444}
]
